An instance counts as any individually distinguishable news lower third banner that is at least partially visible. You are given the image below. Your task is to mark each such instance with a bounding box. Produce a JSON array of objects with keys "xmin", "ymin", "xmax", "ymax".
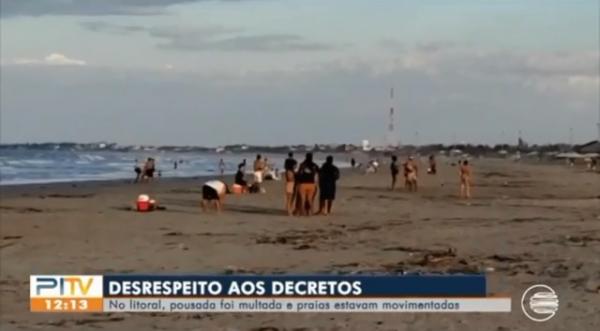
[{"xmin": 30, "ymin": 275, "xmax": 511, "ymax": 313}]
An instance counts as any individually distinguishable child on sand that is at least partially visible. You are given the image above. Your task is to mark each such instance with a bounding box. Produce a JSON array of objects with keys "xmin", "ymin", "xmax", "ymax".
[
  {"xmin": 202, "ymin": 180, "xmax": 227, "ymax": 212},
  {"xmin": 459, "ymin": 160, "xmax": 472, "ymax": 199}
]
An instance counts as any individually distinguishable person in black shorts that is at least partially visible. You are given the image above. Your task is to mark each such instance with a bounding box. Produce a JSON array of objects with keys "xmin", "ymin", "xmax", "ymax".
[
  {"xmin": 390, "ymin": 155, "xmax": 399, "ymax": 190},
  {"xmin": 134, "ymin": 165, "xmax": 142, "ymax": 183},
  {"xmin": 143, "ymin": 158, "xmax": 155, "ymax": 181},
  {"xmin": 318, "ymin": 155, "xmax": 340, "ymax": 215}
]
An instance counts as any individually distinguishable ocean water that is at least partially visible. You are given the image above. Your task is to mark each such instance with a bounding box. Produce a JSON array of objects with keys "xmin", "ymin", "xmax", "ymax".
[{"xmin": 0, "ymin": 149, "xmax": 348, "ymax": 185}]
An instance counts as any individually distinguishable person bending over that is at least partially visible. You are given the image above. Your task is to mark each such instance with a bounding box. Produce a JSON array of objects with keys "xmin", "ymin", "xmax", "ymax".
[{"xmin": 202, "ymin": 180, "xmax": 227, "ymax": 213}]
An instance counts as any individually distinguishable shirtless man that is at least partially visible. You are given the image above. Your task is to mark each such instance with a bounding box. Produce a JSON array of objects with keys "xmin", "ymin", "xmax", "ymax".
[
  {"xmin": 202, "ymin": 179, "xmax": 227, "ymax": 212},
  {"xmin": 404, "ymin": 156, "xmax": 418, "ymax": 192},
  {"xmin": 459, "ymin": 160, "xmax": 472, "ymax": 199},
  {"xmin": 142, "ymin": 158, "xmax": 155, "ymax": 182}
]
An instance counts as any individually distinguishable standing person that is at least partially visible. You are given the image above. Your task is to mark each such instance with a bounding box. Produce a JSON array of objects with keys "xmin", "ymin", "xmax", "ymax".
[
  {"xmin": 142, "ymin": 158, "xmax": 155, "ymax": 182},
  {"xmin": 390, "ymin": 155, "xmax": 399, "ymax": 190},
  {"xmin": 318, "ymin": 156, "xmax": 340, "ymax": 215},
  {"xmin": 134, "ymin": 160, "xmax": 142, "ymax": 183},
  {"xmin": 253, "ymin": 154, "xmax": 265, "ymax": 189},
  {"xmin": 218, "ymin": 158, "xmax": 226, "ymax": 177},
  {"xmin": 296, "ymin": 152, "xmax": 319, "ymax": 216},
  {"xmin": 459, "ymin": 160, "xmax": 472, "ymax": 199},
  {"xmin": 284, "ymin": 152, "xmax": 298, "ymax": 216},
  {"xmin": 202, "ymin": 179, "xmax": 227, "ymax": 212},
  {"xmin": 351, "ymin": 158, "xmax": 356, "ymax": 168},
  {"xmin": 428, "ymin": 155, "xmax": 437, "ymax": 174},
  {"xmin": 404, "ymin": 157, "xmax": 418, "ymax": 192},
  {"xmin": 173, "ymin": 161, "xmax": 178, "ymax": 170}
]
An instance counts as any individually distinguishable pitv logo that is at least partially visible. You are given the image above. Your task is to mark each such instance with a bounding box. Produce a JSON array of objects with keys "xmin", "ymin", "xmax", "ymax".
[{"xmin": 30, "ymin": 275, "xmax": 103, "ymax": 298}]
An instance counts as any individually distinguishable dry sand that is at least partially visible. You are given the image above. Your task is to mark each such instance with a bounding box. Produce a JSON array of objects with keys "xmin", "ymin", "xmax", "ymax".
[{"xmin": 1, "ymin": 157, "xmax": 599, "ymax": 331}]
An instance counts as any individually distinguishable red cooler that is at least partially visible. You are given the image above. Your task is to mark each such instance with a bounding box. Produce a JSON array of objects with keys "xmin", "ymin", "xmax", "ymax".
[{"xmin": 137, "ymin": 194, "xmax": 151, "ymax": 212}]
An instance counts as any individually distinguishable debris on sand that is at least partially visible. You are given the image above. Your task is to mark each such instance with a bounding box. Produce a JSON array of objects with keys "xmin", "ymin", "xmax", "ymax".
[
  {"xmin": 163, "ymin": 231, "xmax": 183, "ymax": 237},
  {"xmin": 584, "ymin": 278, "xmax": 600, "ymax": 293}
]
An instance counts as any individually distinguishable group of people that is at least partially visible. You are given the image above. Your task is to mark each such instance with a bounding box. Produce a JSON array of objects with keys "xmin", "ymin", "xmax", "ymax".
[
  {"xmin": 283, "ymin": 152, "xmax": 340, "ymax": 216},
  {"xmin": 201, "ymin": 152, "xmax": 473, "ymax": 213},
  {"xmin": 202, "ymin": 152, "xmax": 340, "ymax": 215},
  {"xmin": 389, "ymin": 156, "xmax": 422, "ymax": 192},
  {"xmin": 389, "ymin": 154, "xmax": 471, "ymax": 198},
  {"xmin": 134, "ymin": 158, "xmax": 156, "ymax": 183}
]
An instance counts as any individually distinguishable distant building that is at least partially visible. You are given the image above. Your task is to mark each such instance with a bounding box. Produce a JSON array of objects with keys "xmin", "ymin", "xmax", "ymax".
[
  {"xmin": 577, "ymin": 140, "xmax": 600, "ymax": 154},
  {"xmin": 362, "ymin": 140, "xmax": 372, "ymax": 152}
]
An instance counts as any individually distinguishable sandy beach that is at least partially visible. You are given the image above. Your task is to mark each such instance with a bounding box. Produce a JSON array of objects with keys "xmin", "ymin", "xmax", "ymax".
[{"xmin": 1, "ymin": 157, "xmax": 599, "ymax": 330}]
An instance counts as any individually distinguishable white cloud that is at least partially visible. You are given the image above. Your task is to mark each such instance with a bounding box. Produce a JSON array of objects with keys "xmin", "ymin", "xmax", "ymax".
[{"xmin": 13, "ymin": 53, "xmax": 87, "ymax": 66}]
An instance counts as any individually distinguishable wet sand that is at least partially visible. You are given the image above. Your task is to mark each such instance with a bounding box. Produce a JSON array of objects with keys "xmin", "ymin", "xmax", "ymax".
[{"xmin": 1, "ymin": 158, "xmax": 599, "ymax": 331}]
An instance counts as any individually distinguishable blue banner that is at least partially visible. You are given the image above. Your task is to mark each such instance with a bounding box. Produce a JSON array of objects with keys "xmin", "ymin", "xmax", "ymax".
[{"xmin": 103, "ymin": 275, "xmax": 486, "ymax": 297}]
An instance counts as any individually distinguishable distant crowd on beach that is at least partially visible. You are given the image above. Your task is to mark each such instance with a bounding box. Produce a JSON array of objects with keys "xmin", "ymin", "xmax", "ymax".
[
  {"xmin": 132, "ymin": 152, "xmax": 474, "ymax": 215},
  {"xmin": 203, "ymin": 152, "xmax": 340, "ymax": 216},
  {"xmin": 199, "ymin": 152, "xmax": 473, "ymax": 215}
]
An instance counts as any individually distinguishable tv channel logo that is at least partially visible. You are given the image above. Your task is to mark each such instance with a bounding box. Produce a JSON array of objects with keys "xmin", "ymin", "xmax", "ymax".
[
  {"xmin": 521, "ymin": 284, "xmax": 559, "ymax": 322},
  {"xmin": 30, "ymin": 275, "xmax": 103, "ymax": 298}
]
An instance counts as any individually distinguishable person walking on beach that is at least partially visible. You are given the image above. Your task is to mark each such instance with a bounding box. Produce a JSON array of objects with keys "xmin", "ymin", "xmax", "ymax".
[
  {"xmin": 404, "ymin": 156, "xmax": 418, "ymax": 192},
  {"xmin": 218, "ymin": 158, "xmax": 226, "ymax": 177},
  {"xmin": 202, "ymin": 179, "xmax": 227, "ymax": 213},
  {"xmin": 390, "ymin": 155, "xmax": 399, "ymax": 190},
  {"xmin": 296, "ymin": 152, "xmax": 319, "ymax": 216},
  {"xmin": 459, "ymin": 160, "xmax": 472, "ymax": 199},
  {"xmin": 284, "ymin": 152, "xmax": 298, "ymax": 216},
  {"xmin": 318, "ymin": 156, "xmax": 340, "ymax": 215}
]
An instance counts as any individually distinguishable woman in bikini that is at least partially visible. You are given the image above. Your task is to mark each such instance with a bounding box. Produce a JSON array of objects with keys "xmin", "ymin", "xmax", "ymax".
[
  {"xmin": 284, "ymin": 152, "xmax": 298, "ymax": 216},
  {"xmin": 404, "ymin": 157, "xmax": 418, "ymax": 192},
  {"xmin": 459, "ymin": 160, "xmax": 472, "ymax": 199}
]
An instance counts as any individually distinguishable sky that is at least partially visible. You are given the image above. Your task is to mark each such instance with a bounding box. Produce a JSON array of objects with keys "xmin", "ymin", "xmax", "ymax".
[{"xmin": 0, "ymin": 0, "xmax": 598, "ymax": 146}]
